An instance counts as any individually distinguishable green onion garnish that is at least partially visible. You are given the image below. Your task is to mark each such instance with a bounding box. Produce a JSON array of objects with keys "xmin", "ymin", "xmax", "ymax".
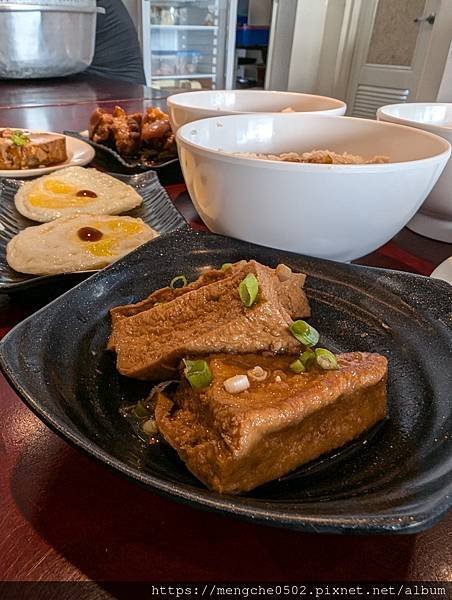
[
  {"xmin": 289, "ymin": 358, "xmax": 306, "ymax": 373},
  {"xmin": 10, "ymin": 130, "xmax": 29, "ymax": 146},
  {"xmin": 221, "ymin": 262, "xmax": 233, "ymax": 272},
  {"xmin": 170, "ymin": 275, "xmax": 188, "ymax": 289},
  {"xmin": 183, "ymin": 359, "xmax": 213, "ymax": 390},
  {"xmin": 239, "ymin": 273, "xmax": 259, "ymax": 307},
  {"xmin": 289, "ymin": 320, "xmax": 320, "ymax": 347},
  {"xmin": 315, "ymin": 348, "xmax": 338, "ymax": 370},
  {"xmin": 300, "ymin": 348, "xmax": 316, "ymax": 368},
  {"xmin": 132, "ymin": 399, "xmax": 152, "ymax": 418}
]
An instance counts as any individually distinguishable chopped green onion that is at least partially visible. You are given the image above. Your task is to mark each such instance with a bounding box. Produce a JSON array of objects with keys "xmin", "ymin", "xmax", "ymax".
[
  {"xmin": 10, "ymin": 130, "xmax": 29, "ymax": 146},
  {"xmin": 300, "ymin": 348, "xmax": 316, "ymax": 368},
  {"xmin": 289, "ymin": 320, "xmax": 320, "ymax": 347},
  {"xmin": 289, "ymin": 358, "xmax": 306, "ymax": 373},
  {"xmin": 132, "ymin": 399, "xmax": 152, "ymax": 418},
  {"xmin": 183, "ymin": 359, "xmax": 213, "ymax": 390},
  {"xmin": 221, "ymin": 262, "xmax": 233, "ymax": 272},
  {"xmin": 315, "ymin": 348, "xmax": 339, "ymax": 370},
  {"xmin": 170, "ymin": 275, "xmax": 188, "ymax": 289},
  {"xmin": 239, "ymin": 273, "xmax": 259, "ymax": 307}
]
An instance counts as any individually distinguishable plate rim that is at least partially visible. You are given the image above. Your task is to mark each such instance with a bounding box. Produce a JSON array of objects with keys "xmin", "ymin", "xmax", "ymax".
[
  {"xmin": 0, "ymin": 130, "xmax": 95, "ymax": 178},
  {"xmin": 0, "ymin": 229, "xmax": 451, "ymax": 534},
  {"xmin": 64, "ymin": 130, "xmax": 179, "ymax": 171}
]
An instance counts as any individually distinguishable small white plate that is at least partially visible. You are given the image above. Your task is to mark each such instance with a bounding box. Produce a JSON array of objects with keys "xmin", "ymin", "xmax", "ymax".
[
  {"xmin": 0, "ymin": 130, "xmax": 95, "ymax": 178},
  {"xmin": 430, "ymin": 257, "xmax": 452, "ymax": 285}
]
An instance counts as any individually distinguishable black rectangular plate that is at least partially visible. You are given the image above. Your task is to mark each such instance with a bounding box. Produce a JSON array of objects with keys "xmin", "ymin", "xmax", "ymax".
[
  {"xmin": 0, "ymin": 171, "xmax": 188, "ymax": 293},
  {"xmin": 0, "ymin": 229, "xmax": 451, "ymax": 534}
]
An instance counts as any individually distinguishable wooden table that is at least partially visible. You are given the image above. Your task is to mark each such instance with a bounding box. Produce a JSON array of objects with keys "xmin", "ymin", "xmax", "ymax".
[{"xmin": 0, "ymin": 76, "xmax": 451, "ymax": 586}]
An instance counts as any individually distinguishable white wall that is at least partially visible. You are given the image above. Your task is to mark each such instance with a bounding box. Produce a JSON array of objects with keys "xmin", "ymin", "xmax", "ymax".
[
  {"xmin": 287, "ymin": 0, "xmax": 358, "ymax": 100},
  {"xmin": 287, "ymin": 0, "xmax": 329, "ymax": 93},
  {"xmin": 437, "ymin": 41, "xmax": 452, "ymax": 101},
  {"xmin": 248, "ymin": 0, "xmax": 272, "ymax": 25}
]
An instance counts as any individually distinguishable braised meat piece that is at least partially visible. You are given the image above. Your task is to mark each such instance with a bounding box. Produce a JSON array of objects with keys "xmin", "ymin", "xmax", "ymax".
[
  {"xmin": 90, "ymin": 106, "xmax": 142, "ymax": 156},
  {"xmin": 155, "ymin": 352, "xmax": 388, "ymax": 494},
  {"xmin": 141, "ymin": 107, "xmax": 176, "ymax": 154},
  {"xmin": 89, "ymin": 104, "xmax": 175, "ymax": 160},
  {"xmin": 89, "ymin": 108, "xmax": 114, "ymax": 145},
  {"xmin": 110, "ymin": 261, "xmax": 310, "ymax": 380},
  {"xmin": 111, "ymin": 106, "xmax": 142, "ymax": 156},
  {"xmin": 141, "ymin": 107, "xmax": 171, "ymax": 143}
]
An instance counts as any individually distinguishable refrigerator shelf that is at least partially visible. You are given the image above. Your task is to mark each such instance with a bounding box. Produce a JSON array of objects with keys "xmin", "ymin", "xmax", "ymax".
[
  {"xmin": 150, "ymin": 25, "xmax": 218, "ymax": 31},
  {"xmin": 152, "ymin": 73, "xmax": 215, "ymax": 80},
  {"xmin": 148, "ymin": 0, "xmax": 212, "ymax": 6}
]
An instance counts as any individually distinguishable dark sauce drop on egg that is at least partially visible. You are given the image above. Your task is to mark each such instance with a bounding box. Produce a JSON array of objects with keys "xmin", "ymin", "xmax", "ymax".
[
  {"xmin": 77, "ymin": 227, "xmax": 103, "ymax": 242},
  {"xmin": 76, "ymin": 189, "xmax": 97, "ymax": 198}
]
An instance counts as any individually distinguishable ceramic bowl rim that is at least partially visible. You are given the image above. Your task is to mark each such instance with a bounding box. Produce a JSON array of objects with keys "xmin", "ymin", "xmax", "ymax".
[
  {"xmin": 167, "ymin": 89, "xmax": 347, "ymax": 114},
  {"xmin": 377, "ymin": 102, "xmax": 452, "ymax": 137},
  {"xmin": 176, "ymin": 113, "xmax": 451, "ymax": 172}
]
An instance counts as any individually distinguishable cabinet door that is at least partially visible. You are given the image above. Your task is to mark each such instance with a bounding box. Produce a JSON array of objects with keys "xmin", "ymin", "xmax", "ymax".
[{"xmin": 347, "ymin": 0, "xmax": 442, "ymax": 117}]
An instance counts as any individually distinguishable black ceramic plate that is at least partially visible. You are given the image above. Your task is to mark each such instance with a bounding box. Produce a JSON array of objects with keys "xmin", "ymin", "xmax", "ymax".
[
  {"xmin": 0, "ymin": 171, "xmax": 187, "ymax": 292},
  {"xmin": 0, "ymin": 229, "xmax": 451, "ymax": 534},
  {"xmin": 64, "ymin": 131, "xmax": 182, "ymax": 185}
]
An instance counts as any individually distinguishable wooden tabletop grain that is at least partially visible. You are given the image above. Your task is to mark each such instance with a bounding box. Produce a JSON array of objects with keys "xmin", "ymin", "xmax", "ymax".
[{"xmin": 0, "ymin": 75, "xmax": 450, "ymax": 585}]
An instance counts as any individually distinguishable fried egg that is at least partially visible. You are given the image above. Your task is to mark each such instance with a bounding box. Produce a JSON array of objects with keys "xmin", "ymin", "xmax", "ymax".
[
  {"xmin": 7, "ymin": 215, "xmax": 157, "ymax": 275},
  {"xmin": 14, "ymin": 166, "xmax": 142, "ymax": 223}
]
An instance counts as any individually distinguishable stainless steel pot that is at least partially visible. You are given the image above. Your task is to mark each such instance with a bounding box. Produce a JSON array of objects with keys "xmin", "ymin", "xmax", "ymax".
[{"xmin": 0, "ymin": 1, "xmax": 105, "ymax": 79}]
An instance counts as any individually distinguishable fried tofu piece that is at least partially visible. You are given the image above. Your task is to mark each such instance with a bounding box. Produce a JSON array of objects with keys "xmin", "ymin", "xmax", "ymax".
[
  {"xmin": 111, "ymin": 261, "xmax": 310, "ymax": 380},
  {"xmin": 0, "ymin": 130, "xmax": 67, "ymax": 170},
  {"xmin": 155, "ymin": 352, "xmax": 388, "ymax": 494},
  {"xmin": 109, "ymin": 262, "xmax": 246, "ymax": 344}
]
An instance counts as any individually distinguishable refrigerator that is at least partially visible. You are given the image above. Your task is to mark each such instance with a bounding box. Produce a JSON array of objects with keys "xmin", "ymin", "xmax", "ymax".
[{"xmin": 140, "ymin": 0, "xmax": 238, "ymax": 90}]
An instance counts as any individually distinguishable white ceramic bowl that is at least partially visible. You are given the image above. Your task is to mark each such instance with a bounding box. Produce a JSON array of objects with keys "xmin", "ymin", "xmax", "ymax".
[
  {"xmin": 377, "ymin": 103, "xmax": 452, "ymax": 242},
  {"xmin": 167, "ymin": 90, "xmax": 346, "ymax": 131},
  {"xmin": 176, "ymin": 113, "xmax": 450, "ymax": 262},
  {"xmin": 430, "ymin": 257, "xmax": 452, "ymax": 286}
]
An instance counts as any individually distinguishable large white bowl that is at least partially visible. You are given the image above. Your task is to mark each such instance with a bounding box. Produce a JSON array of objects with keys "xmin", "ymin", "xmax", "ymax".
[
  {"xmin": 176, "ymin": 113, "xmax": 450, "ymax": 262},
  {"xmin": 377, "ymin": 103, "xmax": 452, "ymax": 242},
  {"xmin": 167, "ymin": 90, "xmax": 346, "ymax": 131}
]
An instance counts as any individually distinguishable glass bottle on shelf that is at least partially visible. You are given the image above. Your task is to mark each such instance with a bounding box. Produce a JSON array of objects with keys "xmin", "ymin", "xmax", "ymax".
[
  {"xmin": 178, "ymin": 7, "xmax": 188, "ymax": 25},
  {"xmin": 159, "ymin": 7, "xmax": 179, "ymax": 26},
  {"xmin": 204, "ymin": 5, "xmax": 215, "ymax": 26}
]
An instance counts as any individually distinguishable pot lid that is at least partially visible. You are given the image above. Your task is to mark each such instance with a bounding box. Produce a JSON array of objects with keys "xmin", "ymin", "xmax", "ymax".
[{"xmin": 0, "ymin": 1, "xmax": 100, "ymax": 12}]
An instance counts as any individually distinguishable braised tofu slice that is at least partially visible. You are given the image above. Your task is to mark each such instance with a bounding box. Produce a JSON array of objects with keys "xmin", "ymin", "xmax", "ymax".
[
  {"xmin": 155, "ymin": 352, "xmax": 388, "ymax": 494},
  {"xmin": 111, "ymin": 261, "xmax": 310, "ymax": 380},
  {"xmin": 0, "ymin": 130, "xmax": 67, "ymax": 170}
]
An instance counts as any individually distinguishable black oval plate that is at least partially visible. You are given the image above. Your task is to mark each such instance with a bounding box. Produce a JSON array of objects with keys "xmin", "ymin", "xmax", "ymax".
[
  {"xmin": 64, "ymin": 131, "xmax": 182, "ymax": 186},
  {"xmin": 0, "ymin": 229, "xmax": 451, "ymax": 534}
]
